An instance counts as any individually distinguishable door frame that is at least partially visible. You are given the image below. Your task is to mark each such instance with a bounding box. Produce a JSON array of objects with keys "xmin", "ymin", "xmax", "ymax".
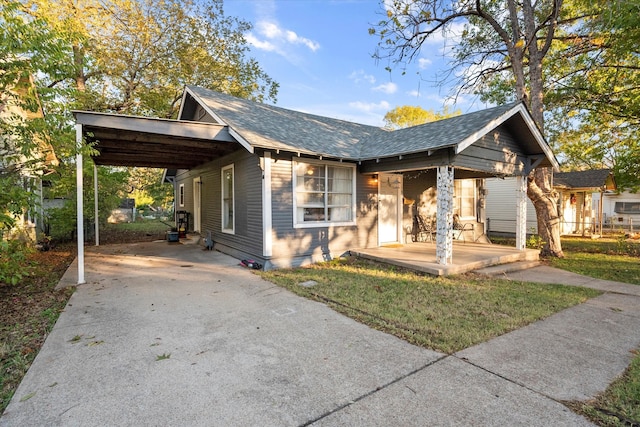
[
  {"xmin": 378, "ymin": 173, "xmax": 403, "ymax": 246},
  {"xmin": 193, "ymin": 176, "xmax": 201, "ymax": 233}
]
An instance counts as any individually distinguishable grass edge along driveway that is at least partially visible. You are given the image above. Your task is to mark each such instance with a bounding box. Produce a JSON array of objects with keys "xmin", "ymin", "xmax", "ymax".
[{"xmin": 259, "ymin": 257, "xmax": 600, "ymax": 355}]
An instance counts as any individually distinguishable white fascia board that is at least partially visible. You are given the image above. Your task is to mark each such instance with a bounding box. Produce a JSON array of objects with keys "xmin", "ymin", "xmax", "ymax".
[
  {"xmin": 176, "ymin": 87, "xmax": 190, "ymax": 120},
  {"xmin": 183, "ymin": 86, "xmax": 254, "ymax": 154},
  {"xmin": 73, "ymin": 111, "xmax": 234, "ymax": 142}
]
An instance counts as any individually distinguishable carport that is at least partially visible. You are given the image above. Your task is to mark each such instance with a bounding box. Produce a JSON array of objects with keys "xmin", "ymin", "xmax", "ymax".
[{"xmin": 72, "ymin": 111, "xmax": 240, "ymax": 284}]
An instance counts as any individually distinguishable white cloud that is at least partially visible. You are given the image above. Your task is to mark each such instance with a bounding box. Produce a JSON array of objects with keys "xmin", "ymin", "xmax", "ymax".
[
  {"xmin": 373, "ymin": 82, "xmax": 398, "ymax": 94},
  {"xmin": 247, "ymin": 20, "xmax": 320, "ymax": 55},
  {"xmin": 418, "ymin": 58, "xmax": 432, "ymax": 69},
  {"xmin": 349, "ymin": 70, "xmax": 376, "ymax": 85},
  {"xmin": 348, "ymin": 100, "xmax": 391, "ymax": 113},
  {"xmin": 285, "ymin": 30, "xmax": 320, "ymax": 51}
]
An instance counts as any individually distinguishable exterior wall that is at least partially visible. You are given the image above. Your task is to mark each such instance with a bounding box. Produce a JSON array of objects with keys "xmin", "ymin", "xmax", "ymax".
[
  {"xmin": 268, "ymin": 154, "xmax": 378, "ymax": 269},
  {"xmin": 454, "ymin": 127, "xmax": 528, "ymax": 175},
  {"xmin": 484, "ymin": 177, "xmax": 538, "ymax": 235},
  {"xmin": 175, "ymin": 149, "xmax": 264, "ymax": 263}
]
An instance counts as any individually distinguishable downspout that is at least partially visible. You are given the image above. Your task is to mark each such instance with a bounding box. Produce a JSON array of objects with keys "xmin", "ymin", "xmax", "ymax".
[{"xmin": 76, "ymin": 124, "xmax": 85, "ymax": 284}]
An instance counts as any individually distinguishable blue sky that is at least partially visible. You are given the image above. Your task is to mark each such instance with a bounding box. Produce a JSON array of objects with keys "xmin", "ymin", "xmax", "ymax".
[{"xmin": 224, "ymin": 0, "xmax": 486, "ymax": 127}]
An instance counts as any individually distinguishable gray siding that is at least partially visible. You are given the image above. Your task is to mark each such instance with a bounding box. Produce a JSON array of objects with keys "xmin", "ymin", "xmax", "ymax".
[
  {"xmin": 268, "ymin": 155, "xmax": 378, "ymax": 269},
  {"xmin": 455, "ymin": 127, "xmax": 527, "ymax": 175},
  {"xmin": 175, "ymin": 149, "xmax": 264, "ymax": 261}
]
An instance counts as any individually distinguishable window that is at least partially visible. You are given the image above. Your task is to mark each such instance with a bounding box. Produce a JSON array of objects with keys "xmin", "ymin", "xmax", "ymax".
[
  {"xmin": 294, "ymin": 161, "xmax": 355, "ymax": 227},
  {"xmin": 454, "ymin": 179, "xmax": 476, "ymax": 219},
  {"xmin": 222, "ymin": 164, "xmax": 234, "ymax": 233},
  {"xmin": 179, "ymin": 184, "xmax": 185, "ymax": 207},
  {"xmin": 614, "ymin": 202, "xmax": 640, "ymax": 214}
]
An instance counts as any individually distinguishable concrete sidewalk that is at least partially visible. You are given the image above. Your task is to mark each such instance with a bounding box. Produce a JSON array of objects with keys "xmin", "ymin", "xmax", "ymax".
[{"xmin": 2, "ymin": 242, "xmax": 639, "ymax": 426}]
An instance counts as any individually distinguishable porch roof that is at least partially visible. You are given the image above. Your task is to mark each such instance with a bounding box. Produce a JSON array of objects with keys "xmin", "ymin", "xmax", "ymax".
[
  {"xmin": 72, "ymin": 111, "xmax": 236, "ymax": 169},
  {"xmin": 554, "ymin": 169, "xmax": 616, "ymax": 191}
]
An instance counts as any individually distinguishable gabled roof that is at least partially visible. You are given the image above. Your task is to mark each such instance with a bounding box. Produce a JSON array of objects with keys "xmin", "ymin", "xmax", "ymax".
[
  {"xmin": 183, "ymin": 85, "xmax": 558, "ymax": 169},
  {"xmin": 554, "ymin": 169, "xmax": 616, "ymax": 190},
  {"xmin": 182, "ymin": 85, "xmax": 382, "ymax": 160}
]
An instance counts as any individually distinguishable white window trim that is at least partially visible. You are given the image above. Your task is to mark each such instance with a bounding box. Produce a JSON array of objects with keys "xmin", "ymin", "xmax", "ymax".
[
  {"xmin": 178, "ymin": 183, "xmax": 185, "ymax": 207},
  {"xmin": 221, "ymin": 164, "xmax": 235, "ymax": 234},
  {"xmin": 292, "ymin": 159, "xmax": 357, "ymax": 228}
]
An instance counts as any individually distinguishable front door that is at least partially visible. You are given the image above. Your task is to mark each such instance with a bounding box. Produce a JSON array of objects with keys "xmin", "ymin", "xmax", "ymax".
[
  {"xmin": 193, "ymin": 177, "xmax": 201, "ymax": 233},
  {"xmin": 378, "ymin": 173, "xmax": 402, "ymax": 245}
]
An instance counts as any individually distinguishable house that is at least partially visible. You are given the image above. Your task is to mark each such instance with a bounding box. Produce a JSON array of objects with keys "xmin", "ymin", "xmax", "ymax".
[
  {"xmin": 593, "ymin": 190, "xmax": 640, "ymax": 232},
  {"xmin": 484, "ymin": 169, "xmax": 616, "ymax": 236},
  {"xmin": 73, "ymin": 85, "xmax": 558, "ymax": 276},
  {"xmin": 0, "ymin": 75, "xmax": 58, "ymax": 242}
]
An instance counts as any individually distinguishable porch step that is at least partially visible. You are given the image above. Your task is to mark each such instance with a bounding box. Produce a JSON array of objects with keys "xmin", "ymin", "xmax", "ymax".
[{"xmin": 473, "ymin": 260, "xmax": 541, "ymax": 276}]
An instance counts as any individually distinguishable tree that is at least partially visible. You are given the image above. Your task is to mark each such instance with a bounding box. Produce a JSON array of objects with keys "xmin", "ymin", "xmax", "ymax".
[
  {"xmin": 384, "ymin": 105, "xmax": 461, "ymax": 129},
  {"xmin": 28, "ymin": 0, "xmax": 278, "ymax": 117},
  {"xmin": 545, "ymin": 0, "xmax": 640, "ymax": 191},
  {"xmin": 371, "ymin": 0, "xmax": 580, "ymax": 257},
  {"xmin": 0, "ymin": 1, "xmax": 69, "ymax": 231}
]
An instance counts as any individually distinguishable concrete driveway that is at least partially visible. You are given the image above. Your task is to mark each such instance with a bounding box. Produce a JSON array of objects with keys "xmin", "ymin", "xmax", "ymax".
[{"xmin": 3, "ymin": 240, "xmax": 637, "ymax": 426}]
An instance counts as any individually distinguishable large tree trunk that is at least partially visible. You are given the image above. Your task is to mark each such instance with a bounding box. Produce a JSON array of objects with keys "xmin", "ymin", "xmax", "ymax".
[{"xmin": 527, "ymin": 169, "xmax": 564, "ymax": 257}]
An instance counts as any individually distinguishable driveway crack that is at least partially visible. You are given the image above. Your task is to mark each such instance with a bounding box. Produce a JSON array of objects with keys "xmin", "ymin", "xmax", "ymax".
[{"xmin": 299, "ymin": 354, "xmax": 448, "ymax": 426}]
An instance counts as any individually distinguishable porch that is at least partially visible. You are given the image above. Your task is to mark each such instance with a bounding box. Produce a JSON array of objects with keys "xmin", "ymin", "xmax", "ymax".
[{"xmin": 352, "ymin": 241, "xmax": 539, "ymax": 276}]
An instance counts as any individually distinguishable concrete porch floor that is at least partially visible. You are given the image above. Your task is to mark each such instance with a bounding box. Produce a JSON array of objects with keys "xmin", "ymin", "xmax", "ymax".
[{"xmin": 352, "ymin": 241, "xmax": 539, "ymax": 276}]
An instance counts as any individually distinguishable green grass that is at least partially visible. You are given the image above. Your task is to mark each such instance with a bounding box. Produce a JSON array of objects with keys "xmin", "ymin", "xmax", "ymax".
[
  {"xmin": 259, "ymin": 258, "xmax": 600, "ymax": 354},
  {"xmin": 550, "ymin": 252, "xmax": 640, "ymax": 285},
  {"xmin": 569, "ymin": 351, "xmax": 640, "ymax": 426}
]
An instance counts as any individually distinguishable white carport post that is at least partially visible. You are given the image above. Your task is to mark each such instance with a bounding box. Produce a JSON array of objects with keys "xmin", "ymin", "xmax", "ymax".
[
  {"xmin": 436, "ymin": 165, "xmax": 454, "ymax": 265},
  {"xmin": 515, "ymin": 175, "xmax": 528, "ymax": 250},
  {"xmin": 94, "ymin": 164, "xmax": 99, "ymax": 246},
  {"xmin": 76, "ymin": 124, "xmax": 85, "ymax": 284}
]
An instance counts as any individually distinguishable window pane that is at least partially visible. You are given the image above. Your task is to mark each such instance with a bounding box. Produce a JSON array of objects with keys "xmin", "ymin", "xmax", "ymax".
[
  {"xmin": 302, "ymin": 208, "xmax": 325, "ymax": 222},
  {"xmin": 328, "ymin": 193, "xmax": 351, "ymax": 205},
  {"xmin": 297, "ymin": 192, "xmax": 324, "ymax": 206},
  {"xmin": 329, "ymin": 207, "xmax": 351, "ymax": 221}
]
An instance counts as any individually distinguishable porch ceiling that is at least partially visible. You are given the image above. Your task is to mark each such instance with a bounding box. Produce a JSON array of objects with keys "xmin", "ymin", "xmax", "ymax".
[{"xmin": 73, "ymin": 111, "xmax": 238, "ymax": 169}]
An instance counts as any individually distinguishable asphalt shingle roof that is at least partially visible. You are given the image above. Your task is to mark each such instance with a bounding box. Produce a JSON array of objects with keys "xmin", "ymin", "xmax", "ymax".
[
  {"xmin": 187, "ymin": 85, "xmax": 541, "ymax": 162},
  {"xmin": 554, "ymin": 169, "xmax": 613, "ymax": 189}
]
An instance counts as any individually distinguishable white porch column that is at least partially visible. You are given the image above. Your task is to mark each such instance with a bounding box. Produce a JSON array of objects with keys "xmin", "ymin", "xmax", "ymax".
[
  {"xmin": 515, "ymin": 175, "xmax": 528, "ymax": 251},
  {"xmin": 94, "ymin": 164, "xmax": 99, "ymax": 246},
  {"xmin": 76, "ymin": 124, "xmax": 85, "ymax": 284},
  {"xmin": 436, "ymin": 165, "xmax": 454, "ymax": 265}
]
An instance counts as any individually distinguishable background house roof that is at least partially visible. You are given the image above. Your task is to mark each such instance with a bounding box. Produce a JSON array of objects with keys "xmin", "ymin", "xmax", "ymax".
[{"xmin": 554, "ymin": 169, "xmax": 616, "ymax": 190}]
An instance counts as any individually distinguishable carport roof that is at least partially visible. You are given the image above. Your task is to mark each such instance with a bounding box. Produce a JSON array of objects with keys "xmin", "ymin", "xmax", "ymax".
[{"xmin": 72, "ymin": 111, "xmax": 237, "ymax": 169}]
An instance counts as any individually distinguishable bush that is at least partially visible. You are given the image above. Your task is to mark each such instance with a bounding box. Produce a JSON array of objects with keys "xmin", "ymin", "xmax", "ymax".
[{"xmin": 0, "ymin": 239, "xmax": 33, "ymax": 285}]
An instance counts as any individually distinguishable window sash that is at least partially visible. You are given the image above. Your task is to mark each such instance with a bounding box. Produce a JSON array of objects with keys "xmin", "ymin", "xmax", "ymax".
[
  {"xmin": 454, "ymin": 179, "xmax": 476, "ymax": 219},
  {"xmin": 294, "ymin": 161, "xmax": 355, "ymax": 226}
]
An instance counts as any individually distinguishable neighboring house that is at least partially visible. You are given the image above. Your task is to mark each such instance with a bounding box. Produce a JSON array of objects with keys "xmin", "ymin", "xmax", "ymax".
[
  {"xmin": 74, "ymin": 85, "xmax": 557, "ymax": 270},
  {"xmin": 485, "ymin": 169, "xmax": 616, "ymax": 236},
  {"xmin": 593, "ymin": 190, "xmax": 640, "ymax": 232},
  {"xmin": 0, "ymin": 75, "xmax": 58, "ymax": 242},
  {"xmin": 554, "ymin": 169, "xmax": 616, "ymax": 235}
]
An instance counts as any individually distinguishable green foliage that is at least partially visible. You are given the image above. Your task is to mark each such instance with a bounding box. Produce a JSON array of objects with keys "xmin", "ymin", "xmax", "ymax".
[
  {"xmin": 383, "ymin": 105, "xmax": 461, "ymax": 129},
  {"xmin": 0, "ymin": 240, "xmax": 33, "ymax": 286}
]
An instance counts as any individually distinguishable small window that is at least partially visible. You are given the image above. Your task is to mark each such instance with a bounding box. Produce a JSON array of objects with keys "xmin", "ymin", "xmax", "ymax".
[
  {"xmin": 222, "ymin": 164, "xmax": 234, "ymax": 233},
  {"xmin": 614, "ymin": 202, "xmax": 640, "ymax": 214},
  {"xmin": 454, "ymin": 179, "xmax": 476, "ymax": 219},
  {"xmin": 293, "ymin": 161, "xmax": 356, "ymax": 227},
  {"xmin": 179, "ymin": 184, "xmax": 185, "ymax": 207}
]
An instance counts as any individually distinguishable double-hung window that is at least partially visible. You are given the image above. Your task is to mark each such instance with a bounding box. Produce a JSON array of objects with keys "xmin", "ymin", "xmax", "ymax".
[
  {"xmin": 294, "ymin": 161, "xmax": 355, "ymax": 227},
  {"xmin": 221, "ymin": 164, "xmax": 234, "ymax": 233},
  {"xmin": 454, "ymin": 179, "xmax": 476, "ymax": 219}
]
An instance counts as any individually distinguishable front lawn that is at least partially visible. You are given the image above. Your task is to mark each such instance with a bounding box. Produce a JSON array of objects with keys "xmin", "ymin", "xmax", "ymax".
[
  {"xmin": 259, "ymin": 257, "xmax": 600, "ymax": 354},
  {"xmin": 550, "ymin": 252, "xmax": 640, "ymax": 285}
]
